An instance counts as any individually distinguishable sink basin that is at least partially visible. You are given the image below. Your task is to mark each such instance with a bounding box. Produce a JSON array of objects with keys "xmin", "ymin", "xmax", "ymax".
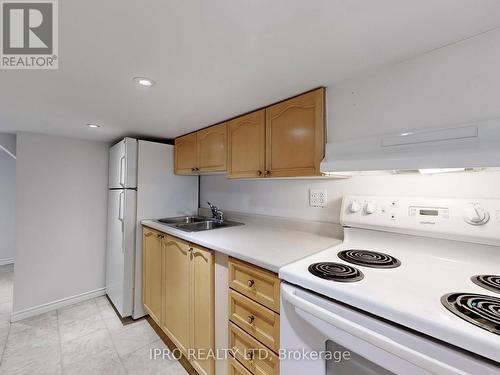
[
  {"xmin": 158, "ymin": 216, "xmax": 210, "ymax": 225},
  {"xmin": 155, "ymin": 216, "xmax": 244, "ymax": 232},
  {"xmin": 174, "ymin": 220, "xmax": 243, "ymax": 232}
]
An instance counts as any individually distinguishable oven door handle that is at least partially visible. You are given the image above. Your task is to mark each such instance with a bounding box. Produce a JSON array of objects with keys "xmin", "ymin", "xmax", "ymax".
[{"xmin": 281, "ymin": 284, "xmax": 467, "ymax": 375}]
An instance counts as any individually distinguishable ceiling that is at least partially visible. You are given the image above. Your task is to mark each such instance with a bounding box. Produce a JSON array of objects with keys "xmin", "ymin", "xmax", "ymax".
[{"xmin": 1, "ymin": 0, "xmax": 500, "ymax": 142}]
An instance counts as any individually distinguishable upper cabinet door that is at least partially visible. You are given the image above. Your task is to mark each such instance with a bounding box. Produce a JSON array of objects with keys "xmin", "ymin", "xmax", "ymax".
[
  {"xmin": 265, "ymin": 88, "xmax": 325, "ymax": 177},
  {"xmin": 227, "ymin": 110, "xmax": 265, "ymax": 179},
  {"xmin": 197, "ymin": 123, "xmax": 227, "ymax": 172},
  {"xmin": 175, "ymin": 133, "xmax": 197, "ymax": 174}
]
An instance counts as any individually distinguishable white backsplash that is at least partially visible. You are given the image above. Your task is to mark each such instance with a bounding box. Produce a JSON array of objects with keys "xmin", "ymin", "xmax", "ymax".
[{"xmin": 200, "ymin": 170, "xmax": 500, "ymax": 228}]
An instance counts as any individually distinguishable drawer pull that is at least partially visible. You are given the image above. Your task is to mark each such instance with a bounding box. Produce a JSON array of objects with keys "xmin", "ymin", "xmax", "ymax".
[
  {"xmin": 247, "ymin": 315, "xmax": 255, "ymax": 324},
  {"xmin": 246, "ymin": 350, "xmax": 255, "ymax": 362},
  {"xmin": 247, "ymin": 279, "xmax": 255, "ymax": 288}
]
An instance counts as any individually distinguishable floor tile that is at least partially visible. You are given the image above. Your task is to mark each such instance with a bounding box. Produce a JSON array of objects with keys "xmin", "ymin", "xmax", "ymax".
[
  {"xmin": 58, "ymin": 300, "xmax": 100, "ymax": 325},
  {"xmin": 1, "ymin": 341, "xmax": 61, "ymax": 375},
  {"xmin": 103, "ymin": 314, "xmax": 144, "ymax": 334},
  {"xmin": 0, "ymin": 265, "xmax": 188, "ymax": 375},
  {"xmin": 61, "ymin": 329, "xmax": 114, "ymax": 366},
  {"xmin": 9, "ymin": 311, "xmax": 57, "ymax": 334},
  {"xmin": 58, "ymin": 316, "xmax": 106, "ymax": 343},
  {"xmin": 110, "ymin": 320, "xmax": 160, "ymax": 357},
  {"xmin": 94, "ymin": 297, "xmax": 117, "ymax": 320},
  {"xmin": 62, "ymin": 348, "xmax": 125, "ymax": 375},
  {"xmin": 7, "ymin": 315, "xmax": 59, "ymax": 351},
  {"xmin": 122, "ymin": 340, "xmax": 187, "ymax": 375}
]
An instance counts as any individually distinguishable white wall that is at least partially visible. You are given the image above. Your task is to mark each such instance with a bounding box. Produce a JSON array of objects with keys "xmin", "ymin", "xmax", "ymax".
[
  {"xmin": 200, "ymin": 171, "xmax": 500, "ymax": 224},
  {"xmin": 13, "ymin": 133, "xmax": 109, "ymax": 314},
  {"xmin": 328, "ymin": 28, "xmax": 500, "ymax": 142},
  {"xmin": 0, "ymin": 149, "xmax": 15, "ymax": 263}
]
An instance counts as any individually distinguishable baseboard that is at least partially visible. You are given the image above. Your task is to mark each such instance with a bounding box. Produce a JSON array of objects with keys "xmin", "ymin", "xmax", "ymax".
[
  {"xmin": 10, "ymin": 287, "xmax": 106, "ymax": 322},
  {"xmin": 0, "ymin": 258, "xmax": 14, "ymax": 266}
]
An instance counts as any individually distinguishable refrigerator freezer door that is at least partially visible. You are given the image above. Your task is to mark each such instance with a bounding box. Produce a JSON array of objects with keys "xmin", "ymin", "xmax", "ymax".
[
  {"xmin": 132, "ymin": 141, "xmax": 198, "ymax": 319},
  {"xmin": 106, "ymin": 189, "xmax": 137, "ymax": 317},
  {"xmin": 109, "ymin": 138, "xmax": 138, "ymax": 189}
]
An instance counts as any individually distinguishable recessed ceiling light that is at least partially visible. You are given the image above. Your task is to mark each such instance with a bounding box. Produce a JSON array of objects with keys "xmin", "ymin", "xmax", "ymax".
[
  {"xmin": 133, "ymin": 77, "xmax": 156, "ymax": 87},
  {"xmin": 86, "ymin": 123, "xmax": 101, "ymax": 129}
]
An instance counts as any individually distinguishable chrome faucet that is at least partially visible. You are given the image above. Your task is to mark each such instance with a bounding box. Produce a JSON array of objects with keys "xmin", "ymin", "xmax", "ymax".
[{"xmin": 207, "ymin": 202, "xmax": 224, "ymax": 222}]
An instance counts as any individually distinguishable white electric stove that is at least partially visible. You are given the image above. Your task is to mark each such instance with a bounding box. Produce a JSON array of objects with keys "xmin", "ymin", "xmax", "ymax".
[{"xmin": 279, "ymin": 196, "xmax": 500, "ymax": 375}]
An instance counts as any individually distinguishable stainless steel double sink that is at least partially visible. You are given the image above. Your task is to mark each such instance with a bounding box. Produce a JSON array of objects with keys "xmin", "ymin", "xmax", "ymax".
[{"xmin": 155, "ymin": 216, "xmax": 243, "ymax": 232}]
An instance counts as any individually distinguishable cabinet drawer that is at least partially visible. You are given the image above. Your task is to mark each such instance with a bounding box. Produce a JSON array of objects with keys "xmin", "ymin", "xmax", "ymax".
[
  {"xmin": 228, "ymin": 258, "xmax": 280, "ymax": 313},
  {"xmin": 229, "ymin": 354, "xmax": 253, "ymax": 375},
  {"xmin": 229, "ymin": 322, "xmax": 279, "ymax": 375},
  {"xmin": 229, "ymin": 290, "xmax": 279, "ymax": 352}
]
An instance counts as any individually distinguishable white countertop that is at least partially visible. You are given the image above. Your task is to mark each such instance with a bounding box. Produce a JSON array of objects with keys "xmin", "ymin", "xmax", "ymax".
[{"xmin": 141, "ymin": 219, "xmax": 341, "ymax": 273}]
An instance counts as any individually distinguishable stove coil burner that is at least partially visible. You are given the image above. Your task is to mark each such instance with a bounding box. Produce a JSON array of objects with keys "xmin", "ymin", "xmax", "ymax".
[
  {"xmin": 471, "ymin": 275, "xmax": 500, "ymax": 294},
  {"xmin": 308, "ymin": 262, "xmax": 364, "ymax": 282},
  {"xmin": 441, "ymin": 293, "xmax": 500, "ymax": 335},
  {"xmin": 337, "ymin": 250, "xmax": 401, "ymax": 269}
]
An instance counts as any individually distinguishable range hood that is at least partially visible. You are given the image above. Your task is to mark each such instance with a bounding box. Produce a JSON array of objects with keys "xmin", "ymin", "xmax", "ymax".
[{"xmin": 321, "ymin": 118, "xmax": 500, "ymax": 173}]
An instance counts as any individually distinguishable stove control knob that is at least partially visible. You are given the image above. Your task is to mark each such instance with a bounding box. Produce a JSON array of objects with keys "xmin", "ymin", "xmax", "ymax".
[
  {"xmin": 364, "ymin": 203, "xmax": 377, "ymax": 215},
  {"xmin": 464, "ymin": 204, "xmax": 490, "ymax": 225},
  {"xmin": 348, "ymin": 201, "xmax": 361, "ymax": 213}
]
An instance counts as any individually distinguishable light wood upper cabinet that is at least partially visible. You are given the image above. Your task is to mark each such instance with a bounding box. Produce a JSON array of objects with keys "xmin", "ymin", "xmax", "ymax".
[
  {"xmin": 142, "ymin": 228, "xmax": 163, "ymax": 325},
  {"xmin": 197, "ymin": 122, "xmax": 227, "ymax": 172},
  {"xmin": 163, "ymin": 236, "xmax": 191, "ymax": 353},
  {"xmin": 191, "ymin": 244, "xmax": 215, "ymax": 375},
  {"xmin": 227, "ymin": 110, "xmax": 266, "ymax": 179},
  {"xmin": 175, "ymin": 133, "xmax": 197, "ymax": 174},
  {"xmin": 174, "ymin": 88, "xmax": 325, "ymax": 178},
  {"xmin": 265, "ymin": 88, "xmax": 325, "ymax": 177}
]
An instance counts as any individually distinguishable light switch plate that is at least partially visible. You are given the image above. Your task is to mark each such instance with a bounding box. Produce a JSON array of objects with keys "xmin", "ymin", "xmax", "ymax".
[{"xmin": 310, "ymin": 188, "xmax": 327, "ymax": 208}]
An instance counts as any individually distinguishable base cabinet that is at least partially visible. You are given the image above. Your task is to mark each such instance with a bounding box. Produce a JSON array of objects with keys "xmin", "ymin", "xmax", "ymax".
[
  {"xmin": 163, "ymin": 237, "xmax": 191, "ymax": 353},
  {"xmin": 191, "ymin": 244, "xmax": 215, "ymax": 375},
  {"xmin": 228, "ymin": 258, "xmax": 281, "ymax": 375},
  {"xmin": 142, "ymin": 228, "xmax": 164, "ymax": 325},
  {"xmin": 142, "ymin": 229, "xmax": 215, "ymax": 375}
]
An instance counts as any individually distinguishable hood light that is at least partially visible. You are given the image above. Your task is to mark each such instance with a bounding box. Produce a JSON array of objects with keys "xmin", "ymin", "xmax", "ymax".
[{"xmin": 418, "ymin": 168, "xmax": 466, "ymax": 175}]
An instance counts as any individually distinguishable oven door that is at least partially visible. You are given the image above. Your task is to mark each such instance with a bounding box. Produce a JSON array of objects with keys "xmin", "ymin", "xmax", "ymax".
[{"xmin": 280, "ymin": 283, "xmax": 499, "ymax": 375}]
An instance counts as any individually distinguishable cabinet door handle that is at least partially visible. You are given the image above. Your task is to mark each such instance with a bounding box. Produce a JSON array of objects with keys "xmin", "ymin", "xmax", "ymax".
[
  {"xmin": 247, "ymin": 315, "xmax": 255, "ymax": 324},
  {"xmin": 247, "ymin": 279, "xmax": 255, "ymax": 288},
  {"xmin": 264, "ymin": 170, "xmax": 271, "ymax": 176},
  {"xmin": 257, "ymin": 170, "xmax": 263, "ymax": 176},
  {"xmin": 191, "ymin": 167, "xmax": 196, "ymax": 172},
  {"xmin": 246, "ymin": 350, "xmax": 255, "ymax": 361}
]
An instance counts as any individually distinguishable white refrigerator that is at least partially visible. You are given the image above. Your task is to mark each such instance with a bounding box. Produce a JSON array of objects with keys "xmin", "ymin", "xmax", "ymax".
[{"xmin": 106, "ymin": 138, "xmax": 198, "ymax": 319}]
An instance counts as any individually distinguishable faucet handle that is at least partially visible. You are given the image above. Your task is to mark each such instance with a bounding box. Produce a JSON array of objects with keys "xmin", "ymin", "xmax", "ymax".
[
  {"xmin": 216, "ymin": 210, "xmax": 224, "ymax": 222},
  {"xmin": 207, "ymin": 202, "xmax": 219, "ymax": 218}
]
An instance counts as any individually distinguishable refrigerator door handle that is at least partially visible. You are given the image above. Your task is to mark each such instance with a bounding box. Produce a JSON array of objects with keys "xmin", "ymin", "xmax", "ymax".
[
  {"xmin": 118, "ymin": 191, "xmax": 125, "ymax": 253},
  {"xmin": 118, "ymin": 191, "xmax": 124, "ymax": 222},
  {"xmin": 119, "ymin": 156, "xmax": 126, "ymax": 187}
]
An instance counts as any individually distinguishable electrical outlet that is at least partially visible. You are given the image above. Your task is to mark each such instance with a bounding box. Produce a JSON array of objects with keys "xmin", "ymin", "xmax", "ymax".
[{"xmin": 309, "ymin": 188, "xmax": 327, "ymax": 208}]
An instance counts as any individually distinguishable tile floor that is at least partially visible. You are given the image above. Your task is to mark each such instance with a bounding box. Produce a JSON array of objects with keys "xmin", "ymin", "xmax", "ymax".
[{"xmin": 0, "ymin": 265, "xmax": 188, "ymax": 375}]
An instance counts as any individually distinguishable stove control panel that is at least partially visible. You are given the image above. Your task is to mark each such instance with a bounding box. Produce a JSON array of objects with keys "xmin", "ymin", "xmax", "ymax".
[{"xmin": 341, "ymin": 196, "xmax": 500, "ymax": 245}]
